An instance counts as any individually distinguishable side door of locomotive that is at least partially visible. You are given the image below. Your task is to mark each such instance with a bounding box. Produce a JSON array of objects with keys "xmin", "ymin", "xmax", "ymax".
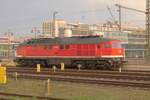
[
  {"xmin": 96, "ymin": 43, "xmax": 102, "ymax": 57},
  {"xmin": 101, "ymin": 42, "xmax": 111, "ymax": 57}
]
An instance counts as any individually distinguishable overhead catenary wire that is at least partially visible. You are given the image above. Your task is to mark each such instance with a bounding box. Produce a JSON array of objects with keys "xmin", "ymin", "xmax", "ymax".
[{"xmin": 115, "ymin": 3, "xmax": 146, "ymax": 31}]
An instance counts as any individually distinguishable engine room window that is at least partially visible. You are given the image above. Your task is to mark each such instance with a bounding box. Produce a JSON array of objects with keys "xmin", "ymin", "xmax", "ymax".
[
  {"xmin": 103, "ymin": 44, "xmax": 110, "ymax": 48},
  {"xmin": 65, "ymin": 45, "xmax": 70, "ymax": 49},
  {"xmin": 60, "ymin": 45, "xmax": 65, "ymax": 49},
  {"xmin": 44, "ymin": 45, "xmax": 48, "ymax": 49},
  {"xmin": 48, "ymin": 45, "xmax": 52, "ymax": 49},
  {"xmin": 33, "ymin": 45, "xmax": 37, "ymax": 48},
  {"xmin": 97, "ymin": 45, "xmax": 100, "ymax": 49}
]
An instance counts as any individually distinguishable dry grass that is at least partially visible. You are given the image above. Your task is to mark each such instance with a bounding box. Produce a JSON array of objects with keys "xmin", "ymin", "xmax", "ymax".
[{"xmin": 0, "ymin": 78, "xmax": 150, "ymax": 100}]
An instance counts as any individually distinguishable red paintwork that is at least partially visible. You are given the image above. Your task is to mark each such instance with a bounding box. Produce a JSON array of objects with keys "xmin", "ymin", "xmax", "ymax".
[{"xmin": 16, "ymin": 40, "xmax": 124, "ymax": 59}]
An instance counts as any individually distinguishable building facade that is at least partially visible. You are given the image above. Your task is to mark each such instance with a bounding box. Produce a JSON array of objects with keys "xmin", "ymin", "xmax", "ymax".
[
  {"xmin": 42, "ymin": 19, "xmax": 66, "ymax": 37},
  {"xmin": 0, "ymin": 36, "xmax": 19, "ymax": 59},
  {"xmin": 125, "ymin": 30, "xmax": 146, "ymax": 59}
]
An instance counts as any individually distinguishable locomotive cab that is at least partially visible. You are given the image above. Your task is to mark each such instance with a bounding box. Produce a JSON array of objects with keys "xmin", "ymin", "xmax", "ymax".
[{"xmin": 110, "ymin": 40, "xmax": 125, "ymax": 67}]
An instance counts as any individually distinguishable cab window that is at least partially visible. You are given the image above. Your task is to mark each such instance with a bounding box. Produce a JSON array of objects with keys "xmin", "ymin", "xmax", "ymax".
[{"xmin": 112, "ymin": 41, "xmax": 121, "ymax": 48}]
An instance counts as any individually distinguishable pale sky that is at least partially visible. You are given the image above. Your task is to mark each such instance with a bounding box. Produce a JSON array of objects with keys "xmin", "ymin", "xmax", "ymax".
[{"xmin": 0, "ymin": 0, "xmax": 145, "ymax": 37}]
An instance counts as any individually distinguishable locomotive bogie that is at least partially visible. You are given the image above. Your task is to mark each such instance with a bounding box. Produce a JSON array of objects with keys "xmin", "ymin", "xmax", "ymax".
[{"xmin": 16, "ymin": 57, "xmax": 123, "ymax": 70}]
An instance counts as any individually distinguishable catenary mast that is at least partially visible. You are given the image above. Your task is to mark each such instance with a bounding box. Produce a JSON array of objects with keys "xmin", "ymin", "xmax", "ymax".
[{"xmin": 146, "ymin": 0, "xmax": 150, "ymax": 59}]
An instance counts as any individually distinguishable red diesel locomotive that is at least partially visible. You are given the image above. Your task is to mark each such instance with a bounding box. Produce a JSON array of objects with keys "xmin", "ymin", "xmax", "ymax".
[{"xmin": 15, "ymin": 36, "xmax": 125, "ymax": 69}]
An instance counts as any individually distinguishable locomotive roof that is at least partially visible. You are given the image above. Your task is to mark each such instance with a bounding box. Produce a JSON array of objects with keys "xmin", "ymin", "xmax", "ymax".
[{"xmin": 21, "ymin": 36, "xmax": 117, "ymax": 45}]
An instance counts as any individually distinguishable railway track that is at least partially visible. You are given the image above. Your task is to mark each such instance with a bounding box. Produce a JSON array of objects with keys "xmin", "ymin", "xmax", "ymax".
[
  {"xmin": 7, "ymin": 67, "xmax": 150, "ymax": 75},
  {"xmin": 7, "ymin": 69, "xmax": 150, "ymax": 81},
  {"xmin": 7, "ymin": 73, "xmax": 150, "ymax": 88},
  {"xmin": 6, "ymin": 67, "xmax": 150, "ymax": 88},
  {"xmin": 0, "ymin": 92, "xmax": 68, "ymax": 100},
  {"xmin": 7, "ymin": 67, "xmax": 150, "ymax": 81}
]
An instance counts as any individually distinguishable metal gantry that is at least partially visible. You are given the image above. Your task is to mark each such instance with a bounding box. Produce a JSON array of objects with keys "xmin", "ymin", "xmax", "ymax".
[
  {"xmin": 31, "ymin": 27, "xmax": 40, "ymax": 39},
  {"xmin": 52, "ymin": 11, "xmax": 58, "ymax": 37},
  {"xmin": 115, "ymin": 4, "xmax": 146, "ymax": 32}
]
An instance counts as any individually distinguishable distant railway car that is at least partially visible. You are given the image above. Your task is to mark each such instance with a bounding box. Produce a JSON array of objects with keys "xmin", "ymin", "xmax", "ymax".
[{"xmin": 15, "ymin": 36, "xmax": 125, "ymax": 69}]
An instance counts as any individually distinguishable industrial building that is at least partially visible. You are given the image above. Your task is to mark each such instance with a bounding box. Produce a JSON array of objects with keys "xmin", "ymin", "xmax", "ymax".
[
  {"xmin": 0, "ymin": 36, "xmax": 19, "ymax": 59},
  {"xmin": 42, "ymin": 19, "xmax": 67, "ymax": 37},
  {"xmin": 125, "ymin": 30, "xmax": 146, "ymax": 59}
]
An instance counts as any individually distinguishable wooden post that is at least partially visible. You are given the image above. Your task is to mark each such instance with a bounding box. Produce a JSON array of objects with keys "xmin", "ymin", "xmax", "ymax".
[
  {"xmin": 61, "ymin": 63, "xmax": 65, "ymax": 71},
  {"xmin": 77, "ymin": 64, "xmax": 81, "ymax": 71},
  {"xmin": 37, "ymin": 64, "xmax": 41, "ymax": 72},
  {"xmin": 47, "ymin": 79, "xmax": 51, "ymax": 96},
  {"xmin": 14, "ymin": 72, "xmax": 18, "ymax": 81},
  {"xmin": 119, "ymin": 67, "xmax": 122, "ymax": 72},
  {"xmin": 52, "ymin": 65, "xmax": 56, "ymax": 72}
]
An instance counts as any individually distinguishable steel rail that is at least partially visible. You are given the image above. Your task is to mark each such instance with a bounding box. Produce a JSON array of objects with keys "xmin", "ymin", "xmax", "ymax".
[
  {"xmin": 0, "ymin": 92, "xmax": 68, "ymax": 100},
  {"xmin": 7, "ymin": 67, "xmax": 150, "ymax": 75}
]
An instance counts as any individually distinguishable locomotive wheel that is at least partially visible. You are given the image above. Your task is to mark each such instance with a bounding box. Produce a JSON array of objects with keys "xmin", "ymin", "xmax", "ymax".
[
  {"xmin": 105, "ymin": 63, "xmax": 112, "ymax": 70},
  {"xmin": 19, "ymin": 61, "xmax": 30, "ymax": 67},
  {"xmin": 86, "ymin": 62, "xmax": 96, "ymax": 69},
  {"xmin": 71, "ymin": 62, "xmax": 76, "ymax": 68},
  {"xmin": 95, "ymin": 61, "xmax": 111, "ymax": 70},
  {"xmin": 40, "ymin": 61, "xmax": 48, "ymax": 67},
  {"xmin": 95, "ymin": 64, "xmax": 103, "ymax": 70},
  {"xmin": 95, "ymin": 61, "xmax": 105, "ymax": 70},
  {"xmin": 100, "ymin": 64, "xmax": 106, "ymax": 70},
  {"xmin": 71, "ymin": 61, "xmax": 85, "ymax": 69},
  {"xmin": 77, "ymin": 63, "xmax": 85, "ymax": 69},
  {"xmin": 39, "ymin": 62, "xmax": 45, "ymax": 67}
]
